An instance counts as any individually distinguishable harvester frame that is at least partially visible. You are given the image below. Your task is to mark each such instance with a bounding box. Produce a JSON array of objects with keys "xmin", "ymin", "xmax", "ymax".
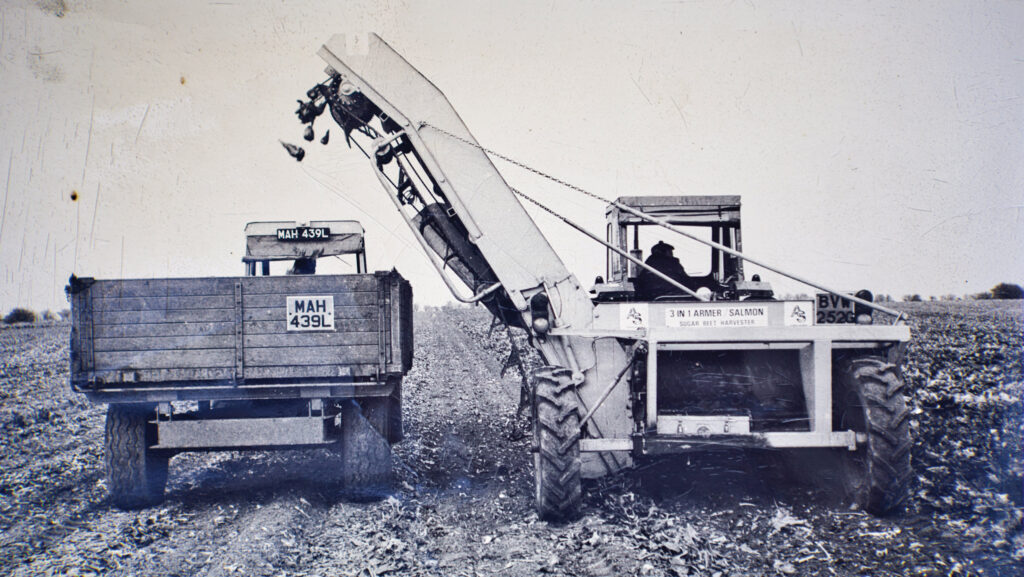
[{"xmin": 289, "ymin": 34, "xmax": 912, "ymax": 520}]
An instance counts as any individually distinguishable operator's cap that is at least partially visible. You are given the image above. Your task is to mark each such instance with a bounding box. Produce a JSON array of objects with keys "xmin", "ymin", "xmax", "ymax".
[{"xmin": 652, "ymin": 240, "xmax": 675, "ymax": 254}]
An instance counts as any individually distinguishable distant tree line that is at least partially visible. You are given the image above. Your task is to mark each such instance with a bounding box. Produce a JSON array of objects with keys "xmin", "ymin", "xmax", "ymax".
[
  {"xmin": 897, "ymin": 283, "xmax": 1022, "ymax": 302},
  {"xmin": 981, "ymin": 283, "xmax": 1024, "ymax": 300},
  {"xmin": 2, "ymin": 308, "xmax": 70, "ymax": 324},
  {"xmin": 715, "ymin": 283, "xmax": 1023, "ymax": 304}
]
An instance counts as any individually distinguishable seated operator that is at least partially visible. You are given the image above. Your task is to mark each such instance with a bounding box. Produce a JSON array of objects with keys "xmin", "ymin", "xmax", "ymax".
[
  {"xmin": 288, "ymin": 257, "xmax": 317, "ymax": 275},
  {"xmin": 635, "ymin": 241, "xmax": 694, "ymax": 300}
]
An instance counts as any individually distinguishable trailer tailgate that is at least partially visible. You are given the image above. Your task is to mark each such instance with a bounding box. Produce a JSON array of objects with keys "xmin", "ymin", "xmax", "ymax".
[{"xmin": 68, "ymin": 271, "xmax": 412, "ymax": 390}]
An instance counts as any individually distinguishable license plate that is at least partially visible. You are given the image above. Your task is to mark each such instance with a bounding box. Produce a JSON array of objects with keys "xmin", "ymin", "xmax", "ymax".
[
  {"xmin": 286, "ymin": 296, "xmax": 335, "ymax": 331},
  {"xmin": 657, "ymin": 415, "xmax": 751, "ymax": 436},
  {"xmin": 815, "ymin": 293, "xmax": 856, "ymax": 324},
  {"xmin": 277, "ymin": 227, "xmax": 331, "ymax": 241}
]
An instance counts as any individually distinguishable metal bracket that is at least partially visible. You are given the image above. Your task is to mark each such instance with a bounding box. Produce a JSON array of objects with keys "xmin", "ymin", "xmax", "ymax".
[
  {"xmin": 578, "ymin": 353, "xmax": 636, "ymax": 432},
  {"xmin": 370, "ymin": 165, "xmax": 503, "ymax": 304},
  {"xmin": 82, "ymin": 289, "xmax": 95, "ymax": 375},
  {"xmin": 373, "ymin": 129, "xmax": 408, "ymax": 150},
  {"xmin": 378, "ymin": 275, "xmax": 388, "ymax": 371}
]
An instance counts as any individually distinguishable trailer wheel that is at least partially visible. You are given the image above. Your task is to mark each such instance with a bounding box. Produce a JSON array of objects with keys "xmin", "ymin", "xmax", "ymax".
[
  {"xmin": 361, "ymin": 396, "xmax": 390, "ymax": 439},
  {"xmin": 836, "ymin": 358, "xmax": 911, "ymax": 515},
  {"xmin": 362, "ymin": 380, "xmax": 403, "ymax": 445},
  {"xmin": 105, "ymin": 404, "xmax": 169, "ymax": 509},
  {"xmin": 388, "ymin": 379, "xmax": 403, "ymax": 444},
  {"xmin": 532, "ymin": 366, "xmax": 582, "ymax": 521},
  {"xmin": 338, "ymin": 400, "xmax": 392, "ymax": 499}
]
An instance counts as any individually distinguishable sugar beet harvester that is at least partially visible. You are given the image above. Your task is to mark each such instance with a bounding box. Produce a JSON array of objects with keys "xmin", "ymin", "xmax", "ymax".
[{"xmin": 290, "ymin": 34, "xmax": 912, "ymax": 520}]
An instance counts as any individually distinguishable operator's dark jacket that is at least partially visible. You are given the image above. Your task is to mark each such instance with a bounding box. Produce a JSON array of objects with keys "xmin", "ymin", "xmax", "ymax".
[{"xmin": 635, "ymin": 249, "xmax": 693, "ymax": 300}]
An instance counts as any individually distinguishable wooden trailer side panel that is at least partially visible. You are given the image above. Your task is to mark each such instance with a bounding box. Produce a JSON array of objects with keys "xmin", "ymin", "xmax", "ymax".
[{"xmin": 69, "ymin": 272, "xmax": 411, "ymax": 389}]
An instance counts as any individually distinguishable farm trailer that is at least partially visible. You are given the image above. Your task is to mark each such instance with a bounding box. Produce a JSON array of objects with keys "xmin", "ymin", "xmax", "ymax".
[
  {"xmin": 286, "ymin": 34, "xmax": 912, "ymax": 520},
  {"xmin": 67, "ymin": 220, "xmax": 412, "ymax": 508}
]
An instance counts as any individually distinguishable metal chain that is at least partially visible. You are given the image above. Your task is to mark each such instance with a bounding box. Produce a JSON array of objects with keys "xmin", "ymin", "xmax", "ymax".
[
  {"xmin": 509, "ymin": 185, "xmax": 575, "ymax": 223},
  {"xmin": 419, "ymin": 121, "xmax": 613, "ymax": 239},
  {"xmin": 419, "ymin": 122, "xmax": 612, "ymax": 205},
  {"xmin": 419, "ymin": 123, "xmax": 604, "ymax": 253},
  {"xmin": 421, "ymin": 122, "xmax": 703, "ymax": 299}
]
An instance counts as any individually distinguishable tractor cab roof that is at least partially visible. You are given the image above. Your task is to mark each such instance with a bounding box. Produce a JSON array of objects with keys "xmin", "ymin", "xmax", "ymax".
[
  {"xmin": 608, "ymin": 196, "xmax": 741, "ymax": 227},
  {"xmin": 242, "ymin": 220, "xmax": 364, "ymax": 263}
]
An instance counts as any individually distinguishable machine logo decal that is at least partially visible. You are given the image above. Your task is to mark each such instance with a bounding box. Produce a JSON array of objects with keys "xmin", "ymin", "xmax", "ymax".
[
  {"xmin": 784, "ymin": 301, "xmax": 813, "ymax": 326},
  {"xmin": 619, "ymin": 303, "xmax": 649, "ymax": 330}
]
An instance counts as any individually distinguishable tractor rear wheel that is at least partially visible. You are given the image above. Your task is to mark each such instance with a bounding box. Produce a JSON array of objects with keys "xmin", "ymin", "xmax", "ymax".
[
  {"xmin": 105, "ymin": 404, "xmax": 169, "ymax": 509},
  {"xmin": 532, "ymin": 366, "xmax": 582, "ymax": 521},
  {"xmin": 338, "ymin": 399, "xmax": 392, "ymax": 500},
  {"xmin": 836, "ymin": 357, "xmax": 912, "ymax": 515}
]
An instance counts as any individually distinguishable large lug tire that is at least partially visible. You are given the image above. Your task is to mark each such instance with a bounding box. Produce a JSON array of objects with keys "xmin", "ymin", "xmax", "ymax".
[
  {"xmin": 361, "ymin": 396, "xmax": 390, "ymax": 440},
  {"xmin": 338, "ymin": 400, "xmax": 392, "ymax": 500},
  {"xmin": 105, "ymin": 404, "xmax": 169, "ymax": 509},
  {"xmin": 358, "ymin": 381, "xmax": 402, "ymax": 445},
  {"xmin": 836, "ymin": 358, "xmax": 912, "ymax": 515},
  {"xmin": 532, "ymin": 366, "xmax": 582, "ymax": 521}
]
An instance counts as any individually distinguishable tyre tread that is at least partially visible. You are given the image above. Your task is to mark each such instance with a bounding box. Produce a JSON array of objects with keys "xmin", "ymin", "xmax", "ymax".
[
  {"xmin": 533, "ymin": 366, "xmax": 582, "ymax": 521},
  {"xmin": 839, "ymin": 358, "xmax": 912, "ymax": 515},
  {"xmin": 105, "ymin": 404, "xmax": 168, "ymax": 509},
  {"xmin": 338, "ymin": 400, "xmax": 393, "ymax": 500}
]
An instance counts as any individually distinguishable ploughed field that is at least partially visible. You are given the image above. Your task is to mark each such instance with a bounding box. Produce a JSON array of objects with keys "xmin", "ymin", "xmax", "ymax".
[{"xmin": 0, "ymin": 301, "xmax": 1020, "ymax": 576}]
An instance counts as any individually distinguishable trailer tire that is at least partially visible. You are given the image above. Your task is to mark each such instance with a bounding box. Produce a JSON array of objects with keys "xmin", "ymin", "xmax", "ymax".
[
  {"xmin": 361, "ymin": 396, "xmax": 390, "ymax": 439},
  {"xmin": 338, "ymin": 400, "xmax": 392, "ymax": 500},
  {"xmin": 105, "ymin": 404, "xmax": 169, "ymax": 509},
  {"xmin": 388, "ymin": 380, "xmax": 403, "ymax": 444},
  {"xmin": 836, "ymin": 358, "xmax": 911, "ymax": 515},
  {"xmin": 357, "ymin": 382, "xmax": 402, "ymax": 445},
  {"xmin": 532, "ymin": 366, "xmax": 582, "ymax": 521}
]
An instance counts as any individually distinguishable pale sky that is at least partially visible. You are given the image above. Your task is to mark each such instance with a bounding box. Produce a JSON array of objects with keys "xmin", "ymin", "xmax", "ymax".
[{"xmin": 1, "ymin": 0, "xmax": 1022, "ymax": 312}]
